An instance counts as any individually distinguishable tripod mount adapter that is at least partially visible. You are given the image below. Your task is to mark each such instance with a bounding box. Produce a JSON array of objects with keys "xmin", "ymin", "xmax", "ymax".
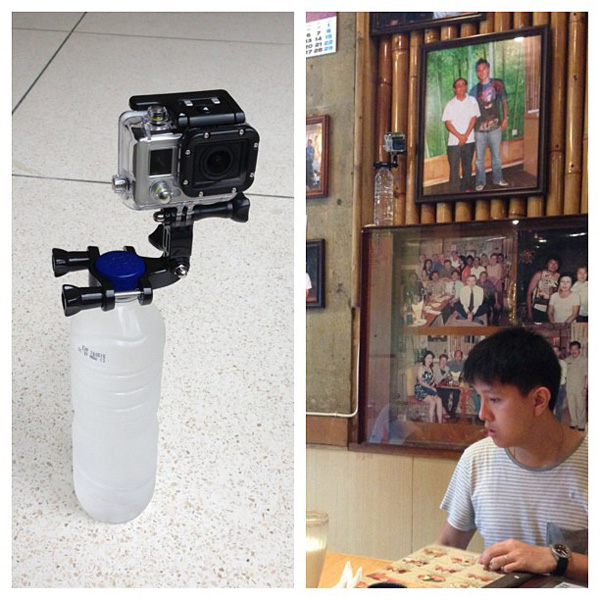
[{"xmin": 52, "ymin": 193, "xmax": 250, "ymax": 317}]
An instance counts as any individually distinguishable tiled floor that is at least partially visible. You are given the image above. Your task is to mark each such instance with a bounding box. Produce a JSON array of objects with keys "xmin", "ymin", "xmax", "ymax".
[{"xmin": 12, "ymin": 12, "xmax": 294, "ymax": 588}]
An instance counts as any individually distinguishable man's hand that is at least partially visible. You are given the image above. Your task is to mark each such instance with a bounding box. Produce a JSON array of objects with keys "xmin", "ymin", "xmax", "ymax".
[{"xmin": 478, "ymin": 539, "xmax": 556, "ymax": 574}]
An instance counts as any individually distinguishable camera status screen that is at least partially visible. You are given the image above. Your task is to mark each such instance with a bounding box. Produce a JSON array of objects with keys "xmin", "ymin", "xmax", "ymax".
[{"xmin": 150, "ymin": 148, "xmax": 174, "ymax": 176}]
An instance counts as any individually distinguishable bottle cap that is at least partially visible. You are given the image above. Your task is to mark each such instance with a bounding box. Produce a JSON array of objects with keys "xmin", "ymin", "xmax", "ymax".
[{"xmin": 95, "ymin": 251, "xmax": 145, "ymax": 292}]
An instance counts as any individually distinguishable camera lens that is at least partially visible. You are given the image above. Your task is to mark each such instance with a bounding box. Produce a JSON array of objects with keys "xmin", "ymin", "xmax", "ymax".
[{"xmin": 202, "ymin": 147, "xmax": 234, "ymax": 179}]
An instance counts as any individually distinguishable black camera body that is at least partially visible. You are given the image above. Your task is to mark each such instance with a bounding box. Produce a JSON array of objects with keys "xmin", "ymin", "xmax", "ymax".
[{"xmin": 112, "ymin": 90, "xmax": 259, "ymax": 210}]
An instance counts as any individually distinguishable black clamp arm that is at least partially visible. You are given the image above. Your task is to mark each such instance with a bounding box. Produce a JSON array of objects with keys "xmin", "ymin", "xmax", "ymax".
[{"xmin": 52, "ymin": 193, "xmax": 250, "ymax": 316}]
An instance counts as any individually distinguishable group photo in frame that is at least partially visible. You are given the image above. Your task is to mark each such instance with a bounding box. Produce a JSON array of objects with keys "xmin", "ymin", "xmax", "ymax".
[
  {"xmin": 397, "ymin": 232, "xmax": 516, "ymax": 329},
  {"xmin": 306, "ymin": 115, "xmax": 329, "ymax": 198},
  {"xmin": 516, "ymin": 225, "xmax": 588, "ymax": 326},
  {"xmin": 416, "ymin": 26, "xmax": 550, "ymax": 203},
  {"xmin": 367, "ymin": 333, "xmax": 489, "ymax": 449},
  {"xmin": 358, "ymin": 216, "xmax": 587, "ymax": 452}
]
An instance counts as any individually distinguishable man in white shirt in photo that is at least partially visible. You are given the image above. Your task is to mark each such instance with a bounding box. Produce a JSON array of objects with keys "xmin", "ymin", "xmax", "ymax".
[
  {"xmin": 441, "ymin": 77, "xmax": 481, "ymax": 193},
  {"xmin": 456, "ymin": 274, "xmax": 486, "ymax": 324}
]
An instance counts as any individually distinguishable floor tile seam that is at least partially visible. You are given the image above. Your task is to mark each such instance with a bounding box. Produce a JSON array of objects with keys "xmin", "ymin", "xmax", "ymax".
[
  {"xmin": 11, "ymin": 174, "xmax": 293, "ymax": 199},
  {"xmin": 12, "ymin": 14, "xmax": 87, "ymax": 116},
  {"xmin": 66, "ymin": 29, "xmax": 293, "ymax": 47}
]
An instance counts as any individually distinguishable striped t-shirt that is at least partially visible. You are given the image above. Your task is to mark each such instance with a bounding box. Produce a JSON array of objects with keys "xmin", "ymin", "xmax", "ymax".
[{"xmin": 440, "ymin": 435, "xmax": 588, "ymax": 553}]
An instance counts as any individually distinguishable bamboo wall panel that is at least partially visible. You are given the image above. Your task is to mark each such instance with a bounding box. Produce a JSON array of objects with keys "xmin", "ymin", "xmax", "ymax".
[{"xmin": 362, "ymin": 10, "xmax": 587, "ymax": 236}]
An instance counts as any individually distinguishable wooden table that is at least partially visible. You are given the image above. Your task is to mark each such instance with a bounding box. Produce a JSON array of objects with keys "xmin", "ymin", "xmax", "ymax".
[{"xmin": 318, "ymin": 552, "xmax": 392, "ymax": 588}]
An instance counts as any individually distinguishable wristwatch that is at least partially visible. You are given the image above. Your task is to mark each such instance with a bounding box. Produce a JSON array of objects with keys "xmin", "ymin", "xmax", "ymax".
[{"xmin": 549, "ymin": 543, "xmax": 572, "ymax": 576}]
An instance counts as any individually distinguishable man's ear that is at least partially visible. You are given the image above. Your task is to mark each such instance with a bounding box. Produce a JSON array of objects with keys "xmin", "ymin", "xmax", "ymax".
[{"xmin": 532, "ymin": 386, "xmax": 552, "ymax": 415}]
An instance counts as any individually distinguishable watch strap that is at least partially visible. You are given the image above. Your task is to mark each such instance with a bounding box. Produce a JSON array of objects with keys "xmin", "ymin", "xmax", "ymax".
[{"xmin": 552, "ymin": 555, "xmax": 569, "ymax": 577}]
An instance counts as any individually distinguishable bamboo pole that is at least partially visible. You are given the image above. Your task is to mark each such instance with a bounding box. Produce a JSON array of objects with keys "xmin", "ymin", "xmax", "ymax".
[
  {"xmin": 546, "ymin": 12, "xmax": 568, "ymax": 216},
  {"xmin": 581, "ymin": 48, "xmax": 588, "ymax": 214},
  {"xmin": 474, "ymin": 14, "xmax": 494, "ymax": 221},
  {"xmin": 391, "ymin": 33, "xmax": 409, "ymax": 225},
  {"xmin": 455, "ymin": 23, "xmax": 477, "ymax": 223},
  {"xmin": 420, "ymin": 28, "xmax": 440, "ymax": 225},
  {"xmin": 375, "ymin": 38, "xmax": 393, "ymax": 163},
  {"xmin": 494, "ymin": 12, "xmax": 512, "ymax": 30},
  {"xmin": 435, "ymin": 25, "xmax": 458, "ymax": 225},
  {"xmin": 564, "ymin": 12, "xmax": 586, "ymax": 214},
  {"xmin": 405, "ymin": 29, "xmax": 423, "ymax": 225},
  {"xmin": 527, "ymin": 12, "xmax": 550, "ymax": 217}
]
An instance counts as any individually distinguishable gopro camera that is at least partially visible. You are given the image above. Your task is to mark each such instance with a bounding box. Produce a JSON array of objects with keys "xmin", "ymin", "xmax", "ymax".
[
  {"xmin": 112, "ymin": 90, "xmax": 259, "ymax": 210},
  {"xmin": 384, "ymin": 132, "xmax": 406, "ymax": 155}
]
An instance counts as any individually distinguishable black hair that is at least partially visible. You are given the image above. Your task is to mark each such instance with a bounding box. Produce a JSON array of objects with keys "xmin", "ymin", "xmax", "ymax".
[
  {"xmin": 569, "ymin": 340, "xmax": 581, "ymax": 350},
  {"xmin": 453, "ymin": 77, "xmax": 468, "ymax": 87},
  {"xmin": 462, "ymin": 327, "xmax": 560, "ymax": 411},
  {"xmin": 422, "ymin": 350, "xmax": 435, "ymax": 365},
  {"xmin": 559, "ymin": 272, "xmax": 575, "ymax": 285},
  {"xmin": 476, "ymin": 58, "xmax": 490, "ymax": 69}
]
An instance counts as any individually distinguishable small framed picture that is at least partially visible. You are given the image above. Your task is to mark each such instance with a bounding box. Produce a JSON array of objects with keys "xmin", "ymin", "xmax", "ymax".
[
  {"xmin": 306, "ymin": 115, "xmax": 330, "ymax": 198},
  {"xmin": 370, "ymin": 12, "xmax": 486, "ymax": 36},
  {"xmin": 306, "ymin": 239, "xmax": 325, "ymax": 309}
]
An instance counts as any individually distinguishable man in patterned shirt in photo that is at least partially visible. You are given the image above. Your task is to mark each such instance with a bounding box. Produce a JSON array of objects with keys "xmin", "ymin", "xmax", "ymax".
[
  {"xmin": 469, "ymin": 58, "xmax": 510, "ymax": 191},
  {"xmin": 436, "ymin": 328, "xmax": 588, "ymax": 585}
]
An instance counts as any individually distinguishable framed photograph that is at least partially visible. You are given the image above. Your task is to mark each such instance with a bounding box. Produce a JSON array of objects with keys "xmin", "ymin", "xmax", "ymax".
[
  {"xmin": 516, "ymin": 224, "xmax": 588, "ymax": 326},
  {"xmin": 306, "ymin": 239, "xmax": 325, "ymax": 309},
  {"xmin": 358, "ymin": 215, "xmax": 587, "ymax": 452},
  {"xmin": 306, "ymin": 115, "xmax": 330, "ymax": 198},
  {"xmin": 371, "ymin": 12, "xmax": 486, "ymax": 36},
  {"xmin": 416, "ymin": 26, "xmax": 550, "ymax": 204}
]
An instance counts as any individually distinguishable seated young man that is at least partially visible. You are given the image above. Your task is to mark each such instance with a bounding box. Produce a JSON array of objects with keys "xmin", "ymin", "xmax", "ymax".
[{"xmin": 436, "ymin": 328, "xmax": 587, "ymax": 584}]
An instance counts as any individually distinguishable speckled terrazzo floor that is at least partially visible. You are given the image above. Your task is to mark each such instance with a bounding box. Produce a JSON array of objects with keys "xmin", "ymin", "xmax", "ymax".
[{"xmin": 12, "ymin": 12, "xmax": 294, "ymax": 588}]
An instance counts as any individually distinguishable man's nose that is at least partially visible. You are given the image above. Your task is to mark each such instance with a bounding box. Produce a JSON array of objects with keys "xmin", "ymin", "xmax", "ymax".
[{"xmin": 478, "ymin": 397, "xmax": 492, "ymax": 422}]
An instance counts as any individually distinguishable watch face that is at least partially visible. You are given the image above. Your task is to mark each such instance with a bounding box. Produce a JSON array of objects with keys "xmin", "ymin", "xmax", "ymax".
[{"xmin": 552, "ymin": 543, "xmax": 570, "ymax": 558}]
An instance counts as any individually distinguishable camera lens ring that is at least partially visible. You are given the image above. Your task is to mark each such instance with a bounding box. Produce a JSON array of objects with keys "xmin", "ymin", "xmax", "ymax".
[{"xmin": 199, "ymin": 145, "xmax": 235, "ymax": 180}]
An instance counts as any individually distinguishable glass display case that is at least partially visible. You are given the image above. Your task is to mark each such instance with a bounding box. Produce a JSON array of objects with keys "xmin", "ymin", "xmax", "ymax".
[{"xmin": 358, "ymin": 215, "xmax": 588, "ymax": 452}]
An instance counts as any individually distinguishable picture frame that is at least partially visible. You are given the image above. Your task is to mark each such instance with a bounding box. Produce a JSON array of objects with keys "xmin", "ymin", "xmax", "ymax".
[
  {"xmin": 358, "ymin": 215, "xmax": 587, "ymax": 453},
  {"xmin": 306, "ymin": 239, "xmax": 325, "ymax": 309},
  {"xmin": 370, "ymin": 12, "xmax": 486, "ymax": 36},
  {"xmin": 416, "ymin": 26, "xmax": 550, "ymax": 204},
  {"xmin": 306, "ymin": 115, "xmax": 330, "ymax": 198}
]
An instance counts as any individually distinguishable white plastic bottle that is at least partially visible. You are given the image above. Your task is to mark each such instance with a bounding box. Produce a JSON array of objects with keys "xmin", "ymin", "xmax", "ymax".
[
  {"xmin": 373, "ymin": 162, "xmax": 395, "ymax": 226},
  {"xmin": 69, "ymin": 251, "xmax": 165, "ymax": 523}
]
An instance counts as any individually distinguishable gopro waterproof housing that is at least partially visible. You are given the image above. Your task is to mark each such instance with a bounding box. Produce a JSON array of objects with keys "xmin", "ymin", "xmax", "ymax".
[{"xmin": 112, "ymin": 90, "xmax": 260, "ymax": 210}]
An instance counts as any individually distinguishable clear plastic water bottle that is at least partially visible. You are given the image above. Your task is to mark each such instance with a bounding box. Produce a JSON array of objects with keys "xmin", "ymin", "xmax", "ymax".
[
  {"xmin": 373, "ymin": 162, "xmax": 394, "ymax": 226},
  {"xmin": 69, "ymin": 251, "xmax": 165, "ymax": 523}
]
